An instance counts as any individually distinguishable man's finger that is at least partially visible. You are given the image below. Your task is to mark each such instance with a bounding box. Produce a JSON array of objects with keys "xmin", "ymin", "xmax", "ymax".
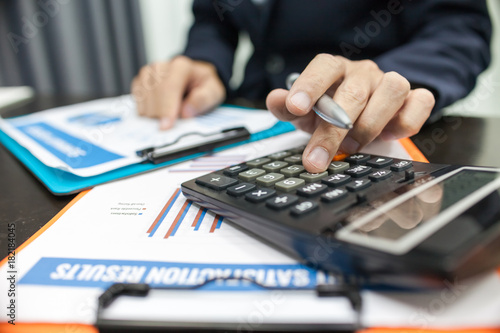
[
  {"xmin": 266, "ymin": 89, "xmax": 300, "ymax": 122},
  {"xmin": 340, "ymin": 71, "xmax": 410, "ymax": 153},
  {"xmin": 302, "ymin": 121, "xmax": 348, "ymax": 173},
  {"xmin": 380, "ymin": 88, "xmax": 435, "ymax": 141},
  {"xmin": 180, "ymin": 76, "xmax": 226, "ymax": 118},
  {"xmin": 331, "ymin": 59, "xmax": 380, "ymax": 121},
  {"xmin": 156, "ymin": 57, "xmax": 193, "ymax": 129},
  {"xmin": 285, "ymin": 54, "xmax": 347, "ymax": 116}
]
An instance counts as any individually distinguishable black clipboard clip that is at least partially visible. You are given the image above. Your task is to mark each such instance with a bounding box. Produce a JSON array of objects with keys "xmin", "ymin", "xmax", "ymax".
[
  {"xmin": 95, "ymin": 276, "xmax": 362, "ymax": 332},
  {"xmin": 136, "ymin": 126, "xmax": 251, "ymax": 165}
]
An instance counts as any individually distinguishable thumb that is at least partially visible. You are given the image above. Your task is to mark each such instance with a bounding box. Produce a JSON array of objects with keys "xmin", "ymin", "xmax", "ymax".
[{"xmin": 180, "ymin": 78, "xmax": 225, "ymax": 118}]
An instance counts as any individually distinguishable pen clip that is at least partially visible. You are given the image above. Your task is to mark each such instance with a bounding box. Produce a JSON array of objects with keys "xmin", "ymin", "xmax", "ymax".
[
  {"xmin": 136, "ymin": 130, "xmax": 214, "ymax": 158},
  {"xmin": 137, "ymin": 126, "xmax": 251, "ymax": 165}
]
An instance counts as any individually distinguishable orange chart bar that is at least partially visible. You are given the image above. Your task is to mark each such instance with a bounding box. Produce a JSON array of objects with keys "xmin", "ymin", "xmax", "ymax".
[
  {"xmin": 210, "ymin": 215, "xmax": 224, "ymax": 233},
  {"xmin": 164, "ymin": 200, "xmax": 192, "ymax": 239}
]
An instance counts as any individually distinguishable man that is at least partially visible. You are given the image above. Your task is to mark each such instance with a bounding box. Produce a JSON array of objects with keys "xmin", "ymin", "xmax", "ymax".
[{"xmin": 132, "ymin": 0, "xmax": 491, "ymax": 173}]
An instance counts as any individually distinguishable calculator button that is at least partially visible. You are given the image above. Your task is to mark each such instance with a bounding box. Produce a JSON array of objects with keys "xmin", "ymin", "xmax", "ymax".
[
  {"xmin": 284, "ymin": 154, "xmax": 303, "ymax": 164},
  {"xmin": 246, "ymin": 158, "xmax": 271, "ymax": 168},
  {"xmin": 281, "ymin": 165, "xmax": 305, "ymax": 177},
  {"xmin": 266, "ymin": 194, "xmax": 299, "ymax": 210},
  {"xmin": 300, "ymin": 171, "xmax": 328, "ymax": 182},
  {"xmin": 227, "ymin": 183, "xmax": 256, "ymax": 196},
  {"xmin": 296, "ymin": 183, "xmax": 328, "ymax": 197},
  {"xmin": 345, "ymin": 165, "xmax": 372, "ymax": 178},
  {"xmin": 238, "ymin": 168, "xmax": 266, "ymax": 181},
  {"xmin": 346, "ymin": 179, "xmax": 371, "ymax": 192},
  {"xmin": 345, "ymin": 154, "xmax": 371, "ymax": 165},
  {"xmin": 256, "ymin": 173, "xmax": 284, "ymax": 186},
  {"xmin": 245, "ymin": 188, "xmax": 276, "ymax": 203},
  {"xmin": 275, "ymin": 178, "xmax": 305, "ymax": 192},
  {"xmin": 322, "ymin": 173, "xmax": 351, "ymax": 187},
  {"xmin": 268, "ymin": 151, "xmax": 292, "ymax": 160},
  {"xmin": 290, "ymin": 200, "xmax": 319, "ymax": 216},
  {"xmin": 391, "ymin": 160, "xmax": 413, "ymax": 172},
  {"xmin": 367, "ymin": 157, "xmax": 393, "ymax": 168},
  {"xmin": 369, "ymin": 169, "xmax": 393, "ymax": 182},
  {"xmin": 223, "ymin": 164, "xmax": 248, "ymax": 176},
  {"xmin": 195, "ymin": 173, "xmax": 238, "ymax": 190},
  {"xmin": 321, "ymin": 188, "xmax": 348, "ymax": 203},
  {"xmin": 328, "ymin": 161, "xmax": 350, "ymax": 174},
  {"xmin": 262, "ymin": 161, "xmax": 288, "ymax": 172},
  {"xmin": 288, "ymin": 146, "xmax": 306, "ymax": 154}
]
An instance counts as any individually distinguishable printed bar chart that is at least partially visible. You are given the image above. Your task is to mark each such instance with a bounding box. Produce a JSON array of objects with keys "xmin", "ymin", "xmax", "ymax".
[{"xmin": 148, "ymin": 189, "xmax": 224, "ymax": 239}]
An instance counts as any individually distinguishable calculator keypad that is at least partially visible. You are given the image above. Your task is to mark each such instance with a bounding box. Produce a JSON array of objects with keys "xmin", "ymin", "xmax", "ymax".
[
  {"xmin": 300, "ymin": 171, "xmax": 328, "ymax": 182},
  {"xmin": 262, "ymin": 161, "xmax": 288, "ymax": 172},
  {"xmin": 227, "ymin": 183, "xmax": 255, "ymax": 196},
  {"xmin": 391, "ymin": 160, "xmax": 413, "ymax": 171},
  {"xmin": 321, "ymin": 188, "xmax": 348, "ymax": 202},
  {"xmin": 296, "ymin": 183, "xmax": 328, "ymax": 197},
  {"xmin": 345, "ymin": 154, "xmax": 371, "ymax": 165},
  {"xmin": 245, "ymin": 187, "xmax": 276, "ymax": 202},
  {"xmin": 369, "ymin": 169, "xmax": 393, "ymax": 182},
  {"xmin": 290, "ymin": 200, "xmax": 319, "ymax": 216},
  {"xmin": 367, "ymin": 157, "xmax": 393, "ymax": 168},
  {"xmin": 345, "ymin": 165, "xmax": 372, "ymax": 178},
  {"xmin": 256, "ymin": 173, "xmax": 284, "ymax": 186},
  {"xmin": 223, "ymin": 164, "xmax": 248, "ymax": 176},
  {"xmin": 275, "ymin": 177, "xmax": 305, "ymax": 192},
  {"xmin": 238, "ymin": 168, "xmax": 266, "ymax": 181},
  {"xmin": 328, "ymin": 161, "xmax": 350, "ymax": 174},
  {"xmin": 266, "ymin": 194, "xmax": 299, "ymax": 210},
  {"xmin": 281, "ymin": 165, "xmax": 305, "ymax": 177},
  {"xmin": 346, "ymin": 179, "xmax": 371, "ymax": 192},
  {"xmin": 195, "ymin": 173, "xmax": 238, "ymax": 190},
  {"xmin": 193, "ymin": 147, "xmax": 423, "ymax": 221},
  {"xmin": 322, "ymin": 174, "xmax": 351, "ymax": 187}
]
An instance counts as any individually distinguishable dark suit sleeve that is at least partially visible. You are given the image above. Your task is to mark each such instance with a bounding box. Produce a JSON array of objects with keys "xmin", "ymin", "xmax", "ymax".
[
  {"xmin": 373, "ymin": 0, "xmax": 492, "ymax": 113},
  {"xmin": 183, "ymin": 0, "xmax": 239, "ymax": 90}
]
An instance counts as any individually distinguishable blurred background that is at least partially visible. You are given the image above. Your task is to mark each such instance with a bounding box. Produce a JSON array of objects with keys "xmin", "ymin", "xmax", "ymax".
[{"xmin": 0, "ymin": 0, "xmax": 498, "ymax": 117}]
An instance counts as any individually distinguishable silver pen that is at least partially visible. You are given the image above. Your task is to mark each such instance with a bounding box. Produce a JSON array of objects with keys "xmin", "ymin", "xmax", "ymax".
[{"xmin": 286, "ymin": 72, "xmax": 353, "ymax": 130}]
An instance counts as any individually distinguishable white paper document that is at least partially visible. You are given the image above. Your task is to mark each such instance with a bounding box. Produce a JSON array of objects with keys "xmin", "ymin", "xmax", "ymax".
[{"xmin": 0, "ymin": 95, "xmax": 278, "ymax": 177}]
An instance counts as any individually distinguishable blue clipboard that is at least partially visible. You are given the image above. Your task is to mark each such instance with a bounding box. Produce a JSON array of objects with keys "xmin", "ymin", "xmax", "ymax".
[{"xmin": 0, "ymin": 119, "xmax": 295, "ymax": 195}]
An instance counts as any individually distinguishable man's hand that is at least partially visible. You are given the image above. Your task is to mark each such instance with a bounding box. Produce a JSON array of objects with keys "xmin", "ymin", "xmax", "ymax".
[
  {"xmin": 131, "ymin": 56, "xmax": 226, "ymax": 130},
  {"xmin": 266, "ymin": 54, "xmax": 435, "ymax": 173}
]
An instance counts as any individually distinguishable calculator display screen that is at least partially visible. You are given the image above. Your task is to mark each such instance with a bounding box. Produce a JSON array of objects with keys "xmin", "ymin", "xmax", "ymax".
[{"xmin": 338, "ymin": 168, "xmax": 500, "ymax": 255}]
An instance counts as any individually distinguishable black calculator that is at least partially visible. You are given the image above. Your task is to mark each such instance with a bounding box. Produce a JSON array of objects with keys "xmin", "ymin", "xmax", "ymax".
[{"xmin": 181, "ymin": 146, "xmax": 500, "ymax": 288}]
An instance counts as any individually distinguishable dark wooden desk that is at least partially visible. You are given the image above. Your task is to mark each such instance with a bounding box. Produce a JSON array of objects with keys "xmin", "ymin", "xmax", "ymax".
[
  {"xmin": 412, "ymin": 116, "xmax": 500, "ymax": 168},
  {"xmin": 1, "ymin": 97, "xmax": 500, "ymax": 257}
]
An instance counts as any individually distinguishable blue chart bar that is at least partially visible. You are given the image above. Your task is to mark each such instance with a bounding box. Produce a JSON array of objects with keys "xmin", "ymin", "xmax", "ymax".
[
  {"xmin": 215, "ymin": 215, "xmax": 224, "ymax": 229},
  {"xmin": 193, "ymin": 208, "xmax": 208, "ymax": 231}
]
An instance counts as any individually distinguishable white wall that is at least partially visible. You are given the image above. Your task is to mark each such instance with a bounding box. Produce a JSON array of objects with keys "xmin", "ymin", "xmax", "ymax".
[
  {"xmin": 139, "ymin": 0, "xmax": 193, "ymax": 63},
  {"xmin": 443, "ymin": 0, "xmax": 500, "ymax": 118},
  {"xmin": 138, "ymin": 0, "xmax": 500, "ymax": 117}
]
